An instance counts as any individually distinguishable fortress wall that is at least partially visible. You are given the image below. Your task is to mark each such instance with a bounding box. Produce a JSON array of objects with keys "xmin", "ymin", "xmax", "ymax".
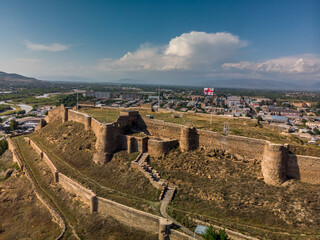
[
  {"xmin": 170, "ymin": 230, "xmax": 196, "ymax": 240},
  {"xmin": 46, "ymin": 105, "xmax": 68, "ymax": 123},
  {"xmin": 148, "ymin": 139, "xmax": 179, "ymax": 157},
  {"xmin": 68, "ymin": 110, "xmax": 91, "ymax": 130},
  {"xmin": 143, "ymin": 118, "xmax": 183, "ymax": 140},
  {"xmin": 59, "ymin": 173, "xmax": 97, "ymax": 211},
  {"xmin": 197, "ymin": 130, "xmax": 266, "ymax": 161},
  {"xmin": 29, "ymin": 138, "xmax": 43, "ymax": 156},
  {"xmin": 97, "ymin": 196, "xmax": 161, "ymax": 233},
  {"xmin": 42, "ymin": 152, "xmax": 58, "ymax": 175},
  {"xmin": 287, "ymin": 154, "xmax": 320, "ymax": 184},
  {"xmin": 144, "ymin": 118, "xmax": 266, "ymax": 161},
  {"xmin": 91, "ymin": 118, "xmax": 102, "ymax": 136},
  {"xmin": 125, "ymin": 135, "xmax": 149, "ymax": 153},
  {"xmin": 7, "ymin": 138, "xmax": 23, "ymax": 169}
]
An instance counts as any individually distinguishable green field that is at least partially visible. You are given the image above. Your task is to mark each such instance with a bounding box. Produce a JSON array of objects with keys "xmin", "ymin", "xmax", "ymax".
[{"xmin": 79, "ymin": 107, "xmax": 120, "ymax": 123}]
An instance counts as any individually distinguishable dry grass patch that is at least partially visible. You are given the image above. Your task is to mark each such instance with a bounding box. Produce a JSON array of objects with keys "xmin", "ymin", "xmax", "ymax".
[{"xmin": 150, "ymin": 149, "xmax": 320, "ymax": 240}]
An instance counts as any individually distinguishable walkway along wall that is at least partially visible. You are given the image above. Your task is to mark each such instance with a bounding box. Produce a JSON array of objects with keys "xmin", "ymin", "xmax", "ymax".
[
  {"xmin": 23, "ymin": 137, "xmax": 193, "ymax": 240},
  {"xmin": 7, "ymin": 137, "xmax": 66, "ymax": 240}
]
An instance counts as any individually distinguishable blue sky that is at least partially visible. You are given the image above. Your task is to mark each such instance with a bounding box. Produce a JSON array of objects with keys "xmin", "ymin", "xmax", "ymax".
[{"xmin": 0, "ymin": 0, "xmax": 319, "ymax": 84}]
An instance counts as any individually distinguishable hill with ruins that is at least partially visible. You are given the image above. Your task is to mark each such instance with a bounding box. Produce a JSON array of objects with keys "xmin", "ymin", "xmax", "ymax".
[{"xmin": 7, "ymin": 104, "xmax": 320, "ymax": 240}]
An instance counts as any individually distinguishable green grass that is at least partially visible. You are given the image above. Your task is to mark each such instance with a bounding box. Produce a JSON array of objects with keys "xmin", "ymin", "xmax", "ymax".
[
  {"xmin": 79, "ymin": 107, "xmax": 120, "ymax": 123},
  {"xmin": 0, "ymin": 105, "xmax": 22, "ymax": 116}
]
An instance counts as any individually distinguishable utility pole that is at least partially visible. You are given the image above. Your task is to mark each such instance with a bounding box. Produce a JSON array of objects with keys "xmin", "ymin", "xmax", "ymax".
[
  {"xmin": 76, "ymin": 91, "xmax": 79, "ymax": 110},
  {"xmin": 158, "ymin": 85, "xmax": 160, "ymax": 111}
]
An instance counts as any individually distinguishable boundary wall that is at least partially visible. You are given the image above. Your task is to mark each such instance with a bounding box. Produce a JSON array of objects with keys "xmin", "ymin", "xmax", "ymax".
[
  {"xmin": 142, "ymin": 117, "xmax": 320, "ymax": 186},
  {"xmin": 7, "ymin": 137, "xmax": 66, "ymax": 240},
  {"xmin": 22, "ymin": 137, "xmax": 193, "ymax": 240},
  {"xmin": 40, "ymin": 105, "xmax": 320, "ymax": 186}
]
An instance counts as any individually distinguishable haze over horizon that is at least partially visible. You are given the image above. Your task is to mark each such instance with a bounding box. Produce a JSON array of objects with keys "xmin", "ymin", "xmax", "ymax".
[{"xmin": 0, "ymin": 0, "xmax": 319, "ymax": 87}]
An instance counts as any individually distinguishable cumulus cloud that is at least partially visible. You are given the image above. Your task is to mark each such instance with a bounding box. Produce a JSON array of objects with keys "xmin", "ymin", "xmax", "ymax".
[
  {"xmin": 222, "ymin": 54, "xmax": 320, "ymax": 75},
  {"xmin": 24, "ymin": 40, "xmax": 70, "ymax": 52},
  {"xmin": 98, "ymin": 31, "xmax": 247, "ymax": 72}
]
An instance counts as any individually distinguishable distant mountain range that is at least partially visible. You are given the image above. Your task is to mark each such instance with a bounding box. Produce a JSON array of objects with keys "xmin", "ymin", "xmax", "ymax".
[
  {"xmin": 1, "ymin": 71, "xmax": 319, "ymax": 91},
  {"xmin": 0, "ymin": 71, "xmax": 51, "ymax": 88},
  {"xmin": 111, "ymin": 78, "xmax": 319, "ymax": 91}
]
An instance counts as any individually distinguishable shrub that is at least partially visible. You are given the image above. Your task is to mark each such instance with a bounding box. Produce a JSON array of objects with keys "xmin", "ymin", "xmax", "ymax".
[{"xmin": 202, "ymin": 226, "xmax": 230, "ymax": 240}]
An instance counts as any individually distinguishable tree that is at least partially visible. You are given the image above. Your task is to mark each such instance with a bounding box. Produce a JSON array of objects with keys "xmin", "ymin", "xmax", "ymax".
[
  {"xmin": 9, "ymin": 119, "xmax": 18, "ymax": 131},
  {"xmin": 202, "ymin": 226, "xmax": 230, "ymax": 240},
  {"xmin": 301, "ymin": 119, "xmax": 307, "ymax": 126},
  {"xmin": 0, "ymin": 139, "xmax": 8, "ymax": 156},
  {"xmin": 313, "ymin": 128, "xmax": 320, "ymax": 135}
]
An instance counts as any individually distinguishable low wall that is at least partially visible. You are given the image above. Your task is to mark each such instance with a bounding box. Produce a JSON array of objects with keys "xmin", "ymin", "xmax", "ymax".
[
  {"xmin": 98, "ymin": 196, "xmax": 160, "ymax": 233},
  {"xmin": 287, "ymin": 154, "xmax": 320, "ymax": 184}
]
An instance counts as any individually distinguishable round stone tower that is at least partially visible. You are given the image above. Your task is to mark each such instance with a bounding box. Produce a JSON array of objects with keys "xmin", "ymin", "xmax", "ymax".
[{"xmin": 261, "ymin": 142, "xmax": 288, "ymax": 186}]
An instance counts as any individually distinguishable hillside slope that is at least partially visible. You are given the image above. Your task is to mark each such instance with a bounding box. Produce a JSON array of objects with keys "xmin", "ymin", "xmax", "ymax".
[
  {"xmin": 30, "ymin": 121, "xmax": 160, "ymax": 212},
  {"xmin": 0, "ymin": 71, "xmax": 52, "ymax": 88}
]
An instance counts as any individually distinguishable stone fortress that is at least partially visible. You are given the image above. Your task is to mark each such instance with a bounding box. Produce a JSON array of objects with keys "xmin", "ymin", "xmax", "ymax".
[
  {"xmin": 40, "ymin": 104, "xmax": 320, "ymax": 186},
  {"xmin": 11, "ymin": 103, "xmax": 319, "ymax": 240}
]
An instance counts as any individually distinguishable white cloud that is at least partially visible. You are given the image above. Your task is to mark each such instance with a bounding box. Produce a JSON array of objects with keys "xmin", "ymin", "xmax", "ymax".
[
  {"xmin": 222, "ymin": 54, "xmax": 320, "ymax": 75},
  {"xmin": 98, "ymin": 31, "xmax": 247, "ymax": 72},
  {"xmin": 24, "ymin": 40, "xmax": 70, "ymax": 52}
]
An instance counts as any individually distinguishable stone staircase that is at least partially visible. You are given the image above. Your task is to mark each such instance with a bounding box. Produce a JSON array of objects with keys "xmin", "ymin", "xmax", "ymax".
[{"xmin": 132, "ymin": 152, "xmax": 198, "ymax": 238}]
